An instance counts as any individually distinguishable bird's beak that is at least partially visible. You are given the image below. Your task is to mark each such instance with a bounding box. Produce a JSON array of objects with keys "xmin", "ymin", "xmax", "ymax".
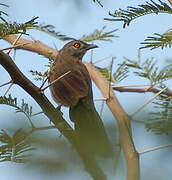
[{"xmin": 84, "ymin": 44, "xmax": 98, "ymax": 50}]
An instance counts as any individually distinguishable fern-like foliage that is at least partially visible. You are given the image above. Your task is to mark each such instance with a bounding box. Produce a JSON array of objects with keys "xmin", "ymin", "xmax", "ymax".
[
  {"xmin": 124, "ymin": 57, "xmax": 172, "ymax": 84},
  {"xmin": 0, "ymin": 17, "xmax": 38, "ymax": 38},
  {"xmin": 95, "ymin": 62, "xmax": 129, "ymax": 83},
  {"xmin": 29, "ymin": 57, "xmax": 55, "ymax": 82},
  {"xmin": 104, "ymin": 0, "xmax": 172, "ymax": 28},
  {"xmin": 146, "ymin": 96, "xmax": 172, "ymax": 134},
  {"xmin": 0, "ymin": 95, "xmax": 33, "ymax": 122},
  {"xmin": 81, "ymin": 26, "xmax": 118, "ymax": 42},
  {"xmin": 113, "ymin": 62, "xmax": 129, "ymax": 82},
  {"xmin": 0, "ymin": 129, "xmax": 34, "ymax": 162},
  {"xmin": 96, "ymin": 66, "xmax": 113, "ymax": 82},
  {"xmin": 34, "ymin": 24, "xmax": 74, "ymax": 41},
  {"xmin": 29, "ymin": 70, "xmax": 50, "ymax": 82},
  {"xmin": 33, "ymin": 25, "xmax": 118, "ymax": 42},
  {"xmin": 0, "ymin": 3, "xmax": 8, "ymax": 22},
  {"xmin": 141, "ymin": 31, "xmax": 172, "ymax": 49}
]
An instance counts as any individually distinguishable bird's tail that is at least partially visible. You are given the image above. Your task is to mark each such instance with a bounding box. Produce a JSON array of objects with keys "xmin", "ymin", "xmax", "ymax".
[{"xmin": 69, "ymin": 98, "xmax": 113, "ymax": 157}]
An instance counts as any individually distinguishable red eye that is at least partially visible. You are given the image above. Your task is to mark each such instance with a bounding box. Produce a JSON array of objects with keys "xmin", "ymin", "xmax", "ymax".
[{"xmin": 74, "ymin": 43, "xmax": 80, "ymax": 48}]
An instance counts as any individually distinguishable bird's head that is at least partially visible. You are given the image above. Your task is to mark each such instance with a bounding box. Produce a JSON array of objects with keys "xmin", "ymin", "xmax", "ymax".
[{"xmin": 59, "ymin": 40, "xmax": 98, "ymax": 59}]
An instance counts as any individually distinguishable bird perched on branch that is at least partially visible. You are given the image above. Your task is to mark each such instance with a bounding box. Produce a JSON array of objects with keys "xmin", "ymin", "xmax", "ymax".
[{"xmin": 49, "ymin": 40, "xmax": 112, "ymax": 157}]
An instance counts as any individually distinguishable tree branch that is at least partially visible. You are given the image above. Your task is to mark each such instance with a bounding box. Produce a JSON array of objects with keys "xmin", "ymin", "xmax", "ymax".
[
  {"xmin": 3, "ymin": 35, "xmax": 140, "ymax": 180},
  {"xmin": 113, "ymin": 86, "xmax": 172, "ymax": 97},
  {"xmin": 0, "ymin": 50, "xmax": 107, "ymax": 180},
  {"xmin": 85, "ymin": 63, "xmax": 140, "ymax": 180},
  {"xmin": 3, "ymin": 35, "xmax": 57, "ymax": 59}
]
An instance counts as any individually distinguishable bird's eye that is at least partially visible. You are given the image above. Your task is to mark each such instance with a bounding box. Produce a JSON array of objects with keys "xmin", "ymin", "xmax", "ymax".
[{"xmin": 73, "ymin": 43, "xmax": 80, "ymax": 48}]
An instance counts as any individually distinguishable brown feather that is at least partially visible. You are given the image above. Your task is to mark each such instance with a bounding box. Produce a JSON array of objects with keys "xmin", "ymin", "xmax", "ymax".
[{"xmin": 49, "ymin": 40, "xmax": 113, "ymax": 157}]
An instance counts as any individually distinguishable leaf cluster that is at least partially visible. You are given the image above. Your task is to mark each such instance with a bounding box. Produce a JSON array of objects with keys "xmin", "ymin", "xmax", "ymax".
[
  {"xmin": 124, "ymin": 57, "xmax": 172, "ymax": 84},
  {"xmin": 0, "ymin": 129, "xmax": 34, "ymax": 162},
  {"xmin": 0, "ymin": 17, "xmax": 38, "ymax": 38},
  {"xmin": 141, "ymin": 31, "xmax": 172, "ymax": 50},
  {"xmin": 95, "ymin": 61, "xmax": 129, "ymax": 83},
  {"xmin": 34, "ymin": 24, "xmax": 74, "ymax": 41},
  {"xmin": 35, "ymin": 24, "xmax": 118, "ymax": 43},
  {"xmin": 97, "ymin": 56, "xmax": 172, "ymax": 85},
  {"xmin": 0, "ymin": 3, "xmax": 8, "ymax": 22},
  {"xmin": 81, "ymin": 26, "xmax": 118, "ymax": 42},
  {"xmin": 29, "ymin": 70, "xmax": 49, "ymax": 82},
  {"xmin": 105, "ymin": 0, "xmax": 172, "ymax": 28},
  {"xmin": 0, "ymin": 95, "xmax": 33, "ymax": 122},
  {"xmin": 146, "ymin": 96, "xmax": 172, "ymax": 134}
]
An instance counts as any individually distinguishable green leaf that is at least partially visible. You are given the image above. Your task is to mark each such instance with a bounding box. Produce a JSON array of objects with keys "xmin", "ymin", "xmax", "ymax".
[
  {"xmin": 124, "ymin": 57, "xmax": 172, "ymax": 83},
  {"xmin": 95, "ymin": 66, "xmax": 112, "ymax": 81}
]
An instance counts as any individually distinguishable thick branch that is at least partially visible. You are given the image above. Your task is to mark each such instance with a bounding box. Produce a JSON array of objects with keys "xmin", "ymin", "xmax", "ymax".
[
  {"xmin": 0, "ymin": 51, "xmax": 107, "ymax": 180},
  {"xmin": 3, "ymin": 35, "xmax": 57, "ymax": 59},
  {"xmin": 85, "ymin": 63, "xmax": 140, "ymax": 180}
]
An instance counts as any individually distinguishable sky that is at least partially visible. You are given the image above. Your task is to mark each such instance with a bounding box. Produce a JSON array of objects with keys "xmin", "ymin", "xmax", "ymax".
[{"xmin": 0, "ymin": 0, "xmax": 172, "ymax": 180}]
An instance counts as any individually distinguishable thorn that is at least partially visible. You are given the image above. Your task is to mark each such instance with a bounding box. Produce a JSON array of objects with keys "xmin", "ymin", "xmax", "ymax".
[
  {"xmin": 40, "ymin": 77, "xmax": 48, "ymax": 89},
  {"xmin": 131, "ymin": 87, "xmax": 168, "ymax": 117},
  {"xmin": 4, "ymin": 81, "xmax": 14, "ymax": 96},
  {"xmin": 94, "ymin": 97, "xmax": 107, "ymax": 101},
  {"xmin": 93, "ymin": 56, "xmax": 112, "ymax": 64},
  {"xmin": 7, "ymin": 33, "xmax": 23, "ymax": 55},
  {"xmin": 41, "ymin": 71, "xmax": 71, "ymax": 92},
  {"xmin": 0, "ymin": 80, "xmax": 13, "ymax": 88}
]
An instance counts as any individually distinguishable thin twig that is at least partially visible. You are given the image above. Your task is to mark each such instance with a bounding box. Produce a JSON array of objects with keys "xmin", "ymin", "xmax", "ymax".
[
  {"xmin": 41, "ymin": 71, "xmax": 71, "ymax": 91},
  {"xmin": 131, "ymin": 87, "xmax": 168, "ymax": 117},
  {"xmin": 31, "ymin": 111, "xmax": 44, "ymax": 117},
  {"xmin": 113, "ymin": 86, "xmax": 172, "ymax": 96},
  {"xmin": 24, "ymin": 112, "xmax": 35, "ymax": 129},
  {"xmin": 93, "ymin": 56, "xmax": 112, "ymax": 64},
  {"xmin": 40, "ymin": 77, "xmax": 48, "ymax": 89},
  {"xmin": 140, "ymin": 144, "xmax": 172, "ymax": 155},
  {"xmin": 113, "ymin": 84, "xmax": 153, "ymax": 88},
  {"xmin": 31, "ymin": 125, "xmax": 57, "ymax": 133},
  {"xmin": 4, "ymin": 81, "xmax": 14, "ymax": 96}
]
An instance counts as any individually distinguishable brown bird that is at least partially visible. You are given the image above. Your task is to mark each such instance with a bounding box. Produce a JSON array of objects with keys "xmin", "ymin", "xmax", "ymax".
[{"xmin": 49, "ymin": 40, "xmax": 112, "ymax": 157}]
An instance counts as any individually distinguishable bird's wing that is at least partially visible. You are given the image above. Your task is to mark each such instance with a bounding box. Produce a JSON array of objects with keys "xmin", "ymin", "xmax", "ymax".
[{"xmin": 49, "ymin": 59, "xmax": 92, "ymax": 107}]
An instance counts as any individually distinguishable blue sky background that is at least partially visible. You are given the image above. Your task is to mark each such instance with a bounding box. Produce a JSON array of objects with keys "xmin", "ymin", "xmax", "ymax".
[{"xmin": 0, "ymin": 0, "xmax": 172, "ymax": 180}]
